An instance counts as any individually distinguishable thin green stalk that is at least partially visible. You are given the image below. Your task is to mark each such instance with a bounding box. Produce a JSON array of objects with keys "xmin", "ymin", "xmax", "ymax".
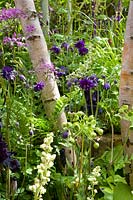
[
  {"xmin": 95, "ymin": 90, "xmax": 99, "ymax": 118},
  {"xmin": 6, "ymin": 168, "xmax": 11, "ymax": 200},
  {"xmin": 90, "ymin": 90, "xmax": 94, "ymax": 116},
  {"xmin": 19, "ymin": 144, "xmax": 28, "ymax": 191},
  {"xmin": 110, "ymin": 123, "xmax": 114, "ymax": 164},
  {"xmin": 106, "ymin": 110, "xmax": 114, "ymax": 164},
  {"xmin": 88, "ymin": 140, "xmax": 92, "ymax": 174},
  {"xmin": 66, "ymin": 0, "xmax": 87, "ymax": 35},
  {"xmin": 79, "ymin": 134, "xmax": 84, "ymax": 183}
]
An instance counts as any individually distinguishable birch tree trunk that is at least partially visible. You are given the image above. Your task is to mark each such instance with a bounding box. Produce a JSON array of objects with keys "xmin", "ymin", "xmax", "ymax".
[
  {"xmin": 41, "ymin": 0, "xmax": 50, "ymax": 36},
  {"xmin": 67, "ymin": 0, "xmax": 72, "ymax": 35},
  {"xmin": 14, "ymin": 0, "xmax": 76, "ymax": 166},
  {"xmin": 119, "ymin": 0, "xmax": 133, "ymax": 188}
]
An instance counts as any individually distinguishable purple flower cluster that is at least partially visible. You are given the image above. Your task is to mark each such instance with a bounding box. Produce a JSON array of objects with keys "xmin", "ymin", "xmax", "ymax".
[
  {"xmin": 25, "ymin": 25, "xmax": 36, "ymax": 33},
  {"xmin": 61, "ymin": 42, "xmax": 70, "ymax": 51},
  {"xmin": 50, "ymin": 45, "xmax": 60, "ymax": 54},
  {"xmin": 0, "ymin": 8, "xmax": 24, "ymax": 21},
  {"xmin": 75, "ymin": 40, "xmax": 88, "ymax": 55},
  {"xmin": 19, "ymin": 74, "xmax": 26, "ymax": 82},
  {"xmin": 79, "ymin": 75, "xmax": 98, "ymax": 91},
  {"xmin": 67, "ymin": 78, "xmax": 79, "ymax": 88},
  {"xmin": 0, "ymin": 134, "xmax": 20, "ymax": 172},
  {"xmin": 103, "ymin": 82, "xmax": 110, "ymax": 90},
  {"xmin": 55, "ymin": 66, "xmax": 68, "ymax": 78},
  {"xmin": 2, "ymin": 66, "xmax": 16, "ymax": 81},
  {"xmin": 75, "ymin": 40, "xmax": 85, "ymax": 48},
  {"xmin": 34, "ymin": 81, "xmax": 45, "ymax": 92},
  {"xmin": 62, "ymin": 131, "xmax": 69, "ymax": 139},
  {"xmin": 3, "ymin": 33, "xmax": 26, "ymax": 47}
]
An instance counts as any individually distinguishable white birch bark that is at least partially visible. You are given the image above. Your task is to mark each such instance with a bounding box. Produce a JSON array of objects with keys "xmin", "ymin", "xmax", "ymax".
[
  {"xmin": 67, "ymin": 0, "xmax": 72, "ymax": 35},
  {"xmin": 14, "ymin": 0, "xmax": 76, "ymax": 166},
  {"xmin": 119, "ymin": 0, "xmax": 133, "ymax": 188},
  {"xmin": 41, "ymin": 0, "xmax": 50, "ymax": 36}
]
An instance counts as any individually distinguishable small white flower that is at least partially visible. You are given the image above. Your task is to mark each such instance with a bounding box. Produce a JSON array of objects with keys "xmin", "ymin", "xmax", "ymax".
[
  {"xmin": 88, "ymin": 185, "xmax": 92, "ymax": 190},
  {"xmin": 94, "ymin": 189, "xmax": 97, "ymax": 193}
]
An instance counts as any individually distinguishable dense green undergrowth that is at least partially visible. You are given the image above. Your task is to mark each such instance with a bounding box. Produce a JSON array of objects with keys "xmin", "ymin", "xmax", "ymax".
[{"xmin": 0, "ymin": 0, "xmax": 133, "ymax": 200}]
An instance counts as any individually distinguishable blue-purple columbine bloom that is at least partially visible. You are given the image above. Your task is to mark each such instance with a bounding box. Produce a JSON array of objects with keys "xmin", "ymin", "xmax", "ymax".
[
  {"xmin": 62, "ymin": 131, "xmax": 69, "ymax": 139},
  {"xmin": 75, "ymin": 40, "xmax": 85, "ymax": 49},
  {"xmin": 55, "ymin": 71, "xmax": 66, "ymax": 77},
  {"xmin": 78, "ymin": 47, "xmax": 88, "ymax": 55},
  {"xmin": 103, "ymin": 82, "xmax": 110, "ymax": 90},
  {"xmin": 0, "ymin": 134, "xmax": 20, "ymax": 172},
  {"xmin": 55, "ymin": 66, "xmax": 68, "ymax": 78},
  {"xmin": 2, "ymin": 66, "xmax": 16, "ymax": 81},
  {"xmin": 79, "ymin": 75, "xmax": 98, "ymax": 91},
  {"xmin": 19, "ymin": 74, "xmax": 26, "ymax": 81},
  {"xmin": 61, "ymin": 42, "xmax": 69, "ymax": 50},
  {"xmin": 34, "ymin": 81, "xmax": 45, "ymax": 92},
  {"xmin": 50, "ymin": 45, "xmax": 60, "ymax": 54},
  {"xmin": 67, "ymin": 78, "xmax": 79, "ymax": 88}
]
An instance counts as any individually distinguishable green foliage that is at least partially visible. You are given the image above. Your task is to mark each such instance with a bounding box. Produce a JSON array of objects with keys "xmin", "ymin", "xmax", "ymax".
[
  {"xmin": 113, "ymin": 183, "xmax": 133, "ymax": 200},
  {"xmin": 0, "ymin": 0, "xmax": 132, "ymax": 199}
]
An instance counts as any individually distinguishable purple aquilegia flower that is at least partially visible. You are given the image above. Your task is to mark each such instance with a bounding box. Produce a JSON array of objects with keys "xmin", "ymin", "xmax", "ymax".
[
  {"xmin": 19, "ymin": 74, "xmax": 26, "ymax": 82},
  {"xmin": 55, "ymin": 66, "xmax": 68, "ymax": 78},
  {"xmin": 50, "ymin": 45, "xmax": 60, "ymax": 54},
  {"xmin": 25, "ymin": 25, "xmax": 36, "ymax": 33},
  {"xmin": 55, "ymin": 71, "xmax": 66, "ymax": 77},
  {"xmin": 103, "ymin": 82, "xmax": 110, "ymax": 90},
  {"xmin": 79, "ymin": 75, "xmax": 98, "ymax": 91},
  {"xmin": 67, "ymin": 78, "xmax": 79, "ymax": 88},
  {"xmin": 75, "ymin": 40, "xmax": 85, "ymax": 49},
  {"xmin": 0, "ymin": 8, "xmax": 24, "ymax": 21},
  {"xmin": 67, "ymin": 80, "xmax": 72, "ymax": 88},
  {"xmin": 2, "ymin": 66, "xmax": 16, "ymax": 81},
  {"xmin": 62, "ymin": 131, "xmax": 69, "ymax": 139},
  {"xmin": 7, "ymin": 159, "xmax": 20, "ymax": 172},
  {"xmin": 78, "ymin": 47, "xmax": 88, "ymax": 55},
  {"xmin": 0, "ymin": 134, "xmax": 20, "ymax": 172},
  {"xmin": 34, "ymin": 81, "xmax": 45, "ymax": 92},
  {"xmin": 61, "ymin": 42, "xmax": 69, "ymax": 50}
]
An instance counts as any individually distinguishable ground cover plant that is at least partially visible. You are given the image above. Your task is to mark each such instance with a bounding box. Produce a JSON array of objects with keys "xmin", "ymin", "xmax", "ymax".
[{"xmin": 0, "ymin": 0, "xmax": 133, "ymax": 200}]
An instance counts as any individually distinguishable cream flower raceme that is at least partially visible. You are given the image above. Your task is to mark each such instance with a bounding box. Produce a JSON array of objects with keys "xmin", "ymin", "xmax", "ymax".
[{"xmin": 29, "ymin": 132, "xmax": 56, "ymax": 200}]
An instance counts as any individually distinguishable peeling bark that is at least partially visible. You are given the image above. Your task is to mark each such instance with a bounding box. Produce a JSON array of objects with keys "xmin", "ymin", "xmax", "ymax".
[
  {"xmin": 119, "ymin": 0, "xmax": 133, "ymax": 187},
  {"xmin": 14, "ymin": 0, "xmax": 76, "ymax": 166}
]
